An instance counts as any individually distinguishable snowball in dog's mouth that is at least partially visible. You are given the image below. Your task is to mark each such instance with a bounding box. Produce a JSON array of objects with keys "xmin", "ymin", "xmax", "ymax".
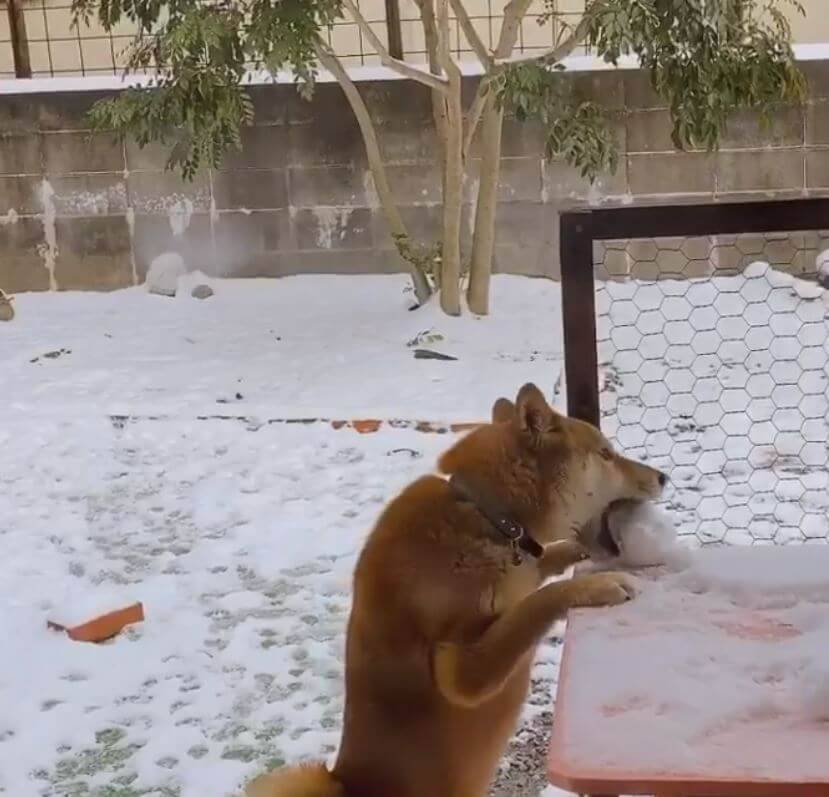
[{"xmin": 596, "ymin": 500, "xmax": 624, "ymax": 556}]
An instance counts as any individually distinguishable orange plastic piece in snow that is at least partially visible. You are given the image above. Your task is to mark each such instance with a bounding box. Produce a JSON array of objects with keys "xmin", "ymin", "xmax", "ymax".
[
  {"xmin": 47, "ymin": 602, "xmax": 145, "ymax": 643},
  {"xmin": 351, "ymin": 419, "xmax": 382, "ymax": 433}
]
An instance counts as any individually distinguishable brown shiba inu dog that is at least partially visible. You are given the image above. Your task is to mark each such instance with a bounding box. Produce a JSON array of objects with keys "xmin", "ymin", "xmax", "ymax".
[{"xmin": 246, "ymin": 383, "xmax": 666, "ymax": 797}]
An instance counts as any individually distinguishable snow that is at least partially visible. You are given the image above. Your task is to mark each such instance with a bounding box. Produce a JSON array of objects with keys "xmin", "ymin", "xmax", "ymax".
[
  {"xmin": 0, "ymin": 416, "xmax": 451, "ymax": 796},
  {"xmin": 597, "ymin": 260, "xmax": 829, "ymax": 547},
  {"xmin": 797, "ymin": 664, "xmax": 829, "ymax": 722},
  {"xmin": 556, "ymin": 546, "xmax": 829, "ymax": 781},
  {"xmin": 603, "ymin": 501, "xmax": 691, "ymax": 569},
  {"xmin": 0, "ymin": 274, "xmax": 570, "ymax": 796},
  {"xmin": 1, "ymin": 267, "xmax": 827, "ymax": 796},
  {"xmin": 46, "ymin": 586, "xmax": 142, "ymax": 630},
  {"xmin": 2, "ymin": 43, "xmax": 827, "ymax": 97},
  {"xmin": 146, "ymin": 252, "xmax": 187, "ymax": 297},
  {"xmin": 818, "ymin": 248, "xmax": 829, "ymax": 288},
  {"xmin": 2, "ymin": 275, "xmax": 565, "ymax": 422}
]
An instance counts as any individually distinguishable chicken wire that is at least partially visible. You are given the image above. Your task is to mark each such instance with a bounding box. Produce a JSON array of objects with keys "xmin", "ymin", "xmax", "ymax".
[{"xmin": 595, "ymin": 233, "xmax": 829, "ymax": 547}]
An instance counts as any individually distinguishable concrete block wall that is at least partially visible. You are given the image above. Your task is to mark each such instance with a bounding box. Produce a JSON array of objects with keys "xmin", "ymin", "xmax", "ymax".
[{"xmin": 2, "ymin": 62, "xmax": 829, "ymax": 292}]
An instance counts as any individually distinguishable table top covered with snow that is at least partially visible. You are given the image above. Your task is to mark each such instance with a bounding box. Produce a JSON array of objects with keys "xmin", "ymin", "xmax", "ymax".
[{"xmin": 548, "ymin": 545, "xmax": 829, "ymax": 796}]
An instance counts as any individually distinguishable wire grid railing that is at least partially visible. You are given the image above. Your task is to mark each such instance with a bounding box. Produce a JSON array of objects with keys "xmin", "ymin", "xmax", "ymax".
[
  {"xmin": 396, "ymin": 0, "xmax": 586, "ymax": 64},
  {"xmin": 1, "ymin": 0, "xmax": 135, "ymax": 77},
  {"xmin": 595, "ymin": 233, "xmax": 829, "ymax": 547},
  {"xmin": 0, "ymin": 0, "xmax": 588, "ymax": 78}
]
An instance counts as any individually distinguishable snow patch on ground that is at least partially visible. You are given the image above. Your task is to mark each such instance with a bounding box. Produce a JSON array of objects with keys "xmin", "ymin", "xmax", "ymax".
[
  {"xmin": 0, "ymin": 419, "xmax": 455, "ymax": 796},
  {"xmin": 3, "ymin": 275, "xmax": 566, "ymax": 422}
]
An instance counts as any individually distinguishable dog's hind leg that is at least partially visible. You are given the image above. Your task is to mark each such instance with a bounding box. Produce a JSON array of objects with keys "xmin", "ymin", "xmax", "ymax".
[{"xmin": 433, "ymin": 572, "xmax": 637, "ymax": 708}]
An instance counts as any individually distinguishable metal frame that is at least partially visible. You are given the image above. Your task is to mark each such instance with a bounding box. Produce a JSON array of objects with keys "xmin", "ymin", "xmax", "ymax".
[
  {"xmin": 559, "ymin": 197, "xmax": 829, "ymax": 428},
  {"xmin": 385, "ymin": 0, "xmax": 403, "ymax": 60},
  {"xmin": 6, "ymin": 0, "xmax": 31, "ymax": 78}
]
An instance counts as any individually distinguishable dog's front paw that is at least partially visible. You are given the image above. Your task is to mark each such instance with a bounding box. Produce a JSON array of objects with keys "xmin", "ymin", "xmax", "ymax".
[
  {"xmin": 568, "ymin": 571, "xmax": 639, "ymax": 608},
  {"xmin": 542, "ymin": 539, "xmax": 589, "ymax": 574},
  {"xmin": 559, "ymin": 539, "xmax": 590, "ymax": 564}
]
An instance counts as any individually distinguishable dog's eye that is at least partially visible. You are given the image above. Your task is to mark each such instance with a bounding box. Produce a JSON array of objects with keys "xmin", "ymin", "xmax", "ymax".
[{"xmin": 599, "ymin": 448, "xmax": 613, "ymax": 461}]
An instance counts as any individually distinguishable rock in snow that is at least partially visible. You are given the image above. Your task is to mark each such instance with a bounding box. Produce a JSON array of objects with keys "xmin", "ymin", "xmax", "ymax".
[{"xmin": 191, "ymin": 284, "xmax": 214, "ymax": 300}]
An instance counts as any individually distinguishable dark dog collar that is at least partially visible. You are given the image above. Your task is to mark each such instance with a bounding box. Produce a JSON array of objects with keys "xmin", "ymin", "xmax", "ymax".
[{"xmin": 449, "ymin": 474, "xmax": 544, "ymax": 565}]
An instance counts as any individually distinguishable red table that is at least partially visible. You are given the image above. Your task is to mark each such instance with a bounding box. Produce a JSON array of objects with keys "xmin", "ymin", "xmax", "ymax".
[{"xmin": 547, "ymin": 545, "xmax": 829, "ymax": 797}]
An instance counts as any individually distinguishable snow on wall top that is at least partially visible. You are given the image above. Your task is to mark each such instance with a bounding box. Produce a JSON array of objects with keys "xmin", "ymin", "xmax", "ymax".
[{"xmin": 2, "ymin": 43, "xmax": 829, "ymax": 96}]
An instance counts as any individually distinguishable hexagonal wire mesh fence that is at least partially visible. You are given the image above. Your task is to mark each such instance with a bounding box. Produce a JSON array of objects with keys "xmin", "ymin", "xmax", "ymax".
[{"xmin": 594, "ymin": 232, "xmax": 829, "ymax": 547}]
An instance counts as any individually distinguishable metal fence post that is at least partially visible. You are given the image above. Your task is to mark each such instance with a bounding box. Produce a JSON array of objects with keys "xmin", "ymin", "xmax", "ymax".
[
  {"xmin": 385, "ymin": 0, "xmax": 403, "ymax": 60},
  {"xmin": 6, "ymin": 0, "xmax": 32, "ymax": 78},
  {"xmin": 560, "ymin": 211, "xmax": 601, "ymax": 428}
]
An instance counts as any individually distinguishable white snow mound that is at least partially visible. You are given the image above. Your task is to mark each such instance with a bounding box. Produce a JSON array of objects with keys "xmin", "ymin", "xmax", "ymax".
[
  {"xmin": 146, "ymin": 252, "xmax": 186, "ymax": 296},
  {"xmin": 817, "ymin": 248, "xmax": 829, "ymax": 287},
  {"xmin": 606, "ymin": 501, "xmax": 692, "ymax": 569}
]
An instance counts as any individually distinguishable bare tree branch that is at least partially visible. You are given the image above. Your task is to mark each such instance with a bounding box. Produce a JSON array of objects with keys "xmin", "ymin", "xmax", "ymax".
[
  {"xmin": 435, "ymin": 0, "xmax": 464, "ymax": 315},
  {"xmin": 494, "ymin": 14, "xmax": 590, "ymax": 67},
  {"xmin": 462, "ymin": 8, "xmax": 589, "ymax": 157},
  {"xmin": 463, "ymin": 81, "xmax": 490, "ymax": 158},
  {"xmin": 448, "ymin": 0, "xmax": 492, "ymax": 69},
  {"xmin": 314, "ymin": 38, "xmax": 432, "ymax": 303},
  {"xmin": 413, "ymin": 0, "xmax": 449, "ymax": 175},
  {"xmin": 496, "ymin": 0, "xmax": 535, "ymax": 57},
  {"xmin": 461, "ymin": 0, "xmax": 533, "ymax": 159},
  {"xmin": 341, "ymin": 0, "xmax": 449, "ymax": 92},
  {"xmin": 435, "ymin": 0, "xmax": 462, "ymax": 91},
  {"xmin": 413, "ymin": 0, "xmax": 441, "ymax": 74}
]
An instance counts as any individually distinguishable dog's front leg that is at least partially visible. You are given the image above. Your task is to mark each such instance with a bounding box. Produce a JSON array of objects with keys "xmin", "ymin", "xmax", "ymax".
[
  {"xmin": 433, "ymin": 572, "xmax": 637, "ymax": 708},
  {"xmin": 538, "ymin": 539, "xmax": 589, "ymax": 579}
]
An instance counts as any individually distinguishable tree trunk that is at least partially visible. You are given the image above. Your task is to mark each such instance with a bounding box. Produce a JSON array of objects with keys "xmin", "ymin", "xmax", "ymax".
[
  {"xmin": 435, "ymin": 0, "xmax": 463, "ymax": 316},
  {"xmin": 315, "ymin": 40, "xmax": 432, "ymax": 305},
  {"xmin": 464, "ymin": 0, "xmax": 533, "ymax": 315},
  {"xmin": 467, "ymin": 92, "xmax": 502, "ymax": 315},
  {"xmin": 440, "ymin": 83, "xmax": 463, "ymax": 316}
]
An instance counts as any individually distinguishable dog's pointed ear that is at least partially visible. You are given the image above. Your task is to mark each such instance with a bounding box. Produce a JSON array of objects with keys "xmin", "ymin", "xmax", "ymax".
[
  {"xmin": 491, "ymin": 397, "xmax": 515, "ymax": 424},
  {"xmin": 515, "ymin": 383, "xmax": 557, "ymax": 435}
]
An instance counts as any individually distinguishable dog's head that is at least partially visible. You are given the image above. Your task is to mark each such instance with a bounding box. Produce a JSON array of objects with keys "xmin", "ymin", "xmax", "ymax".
[{"xmin": 439, "ymin": 383, "xmax": 666, "ymax": 544}]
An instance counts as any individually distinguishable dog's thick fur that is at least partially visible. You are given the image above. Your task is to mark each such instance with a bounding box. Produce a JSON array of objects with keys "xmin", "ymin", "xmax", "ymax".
[{"xmin": 245, "ymin": 383, "xmax": 665, "ymax": 797}]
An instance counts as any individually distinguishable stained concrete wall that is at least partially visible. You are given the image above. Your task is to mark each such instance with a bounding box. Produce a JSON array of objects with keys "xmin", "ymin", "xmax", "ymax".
[{"xmin": 2, "ymin": 62, "xmax": 829, "ymax": 292}]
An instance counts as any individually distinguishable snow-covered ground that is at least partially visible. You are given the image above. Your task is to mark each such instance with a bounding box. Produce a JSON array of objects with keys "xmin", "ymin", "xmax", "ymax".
[
  {"xmin": 1, "ymin": 269, "xmax": 826, "ymax": 796},
  {"xmin": 3, "ymin": 275, "xmax": 565, "ymax": 422}
]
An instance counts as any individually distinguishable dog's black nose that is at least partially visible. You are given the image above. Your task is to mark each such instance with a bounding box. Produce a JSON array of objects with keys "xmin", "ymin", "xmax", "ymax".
[{"xmin": 658, "ymin": 472, "xmax": 668, "ymax": 487}]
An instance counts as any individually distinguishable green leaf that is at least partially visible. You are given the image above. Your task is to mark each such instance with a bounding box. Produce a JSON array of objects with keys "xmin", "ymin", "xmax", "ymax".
[{"xmin": 77, "ymin": 0, "xmax": 343, "ymax": 178}]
